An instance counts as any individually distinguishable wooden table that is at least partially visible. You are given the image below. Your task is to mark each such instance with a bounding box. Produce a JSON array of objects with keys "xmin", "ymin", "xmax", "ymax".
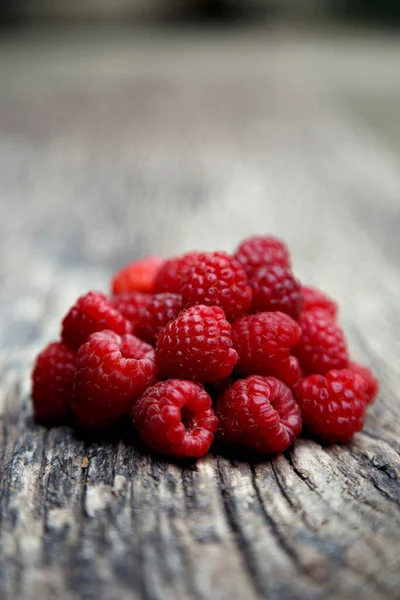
[{"xmin": 1, "ymin": 27, "xmax": 399, "ymax": 600}]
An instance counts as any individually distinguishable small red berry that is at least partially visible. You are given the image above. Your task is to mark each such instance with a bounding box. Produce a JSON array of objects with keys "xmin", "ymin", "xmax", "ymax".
[
  {"xmin": 72, "ymin": 330, "xmax": 156, "ymax": 429},
  {"xmin": 112, "ymin": 255, "xmax": 164, "ymax": 295},
  {"xmin": 301, "ymin": 286, "xmax": 338, "ymax": 320},
  {"xmin": 234, "ymin": 235, "xmax": 291, "ymax": 277},
  {"xmin": 154, "ymin": 251, "xmax": 200, "ymax": 294},
  {"xmin": 295, "ymin": 369, "xmax": 366, "ymax": 443},
  {"xmin": 249, "ymin": 265, "xmax": 302, "ymax": 319},
  {"xmin": 132, "ymin": 380, "xmax": 218, "ymax": 458},
  {"xmin": 181, "ymin": 251, "xmax": 252, "ymax": 321},
  {"xmin": 61, "ymin": 291, "xmax": 132, "ymax": 351},
  {"xmin": 215, "ymin": 375, "xmax": 302, "ymax": 454},
  {"xmin": 109, "ymin": 292, "xmax": 148, "ymax": 328},
  {"xmin": 156, "ymin": 305, "xmax": 238, "ymax": 383},
  {"xmin": 231, "ymin": 312, "xmax": 301, "ymax": 382},
  {"xmin": 294, "ymin": 310, "xmax": 349, "ymax": 375},
  {"xmin": 31, "ymin": 342, "xmax": 76, "ymax": 423},
  {"xmin": 349, "ymin": 361, "xmax": 379, "ymax": 405},
  {"xmin": 135, "ymin": 293, "xmax": 183, "ymax": 345}
]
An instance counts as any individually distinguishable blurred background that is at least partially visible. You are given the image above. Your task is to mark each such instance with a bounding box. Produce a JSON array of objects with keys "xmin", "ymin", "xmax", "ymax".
[{"xmin": 1, "ymin": 0, "xmax": 400, "ymax": 339}]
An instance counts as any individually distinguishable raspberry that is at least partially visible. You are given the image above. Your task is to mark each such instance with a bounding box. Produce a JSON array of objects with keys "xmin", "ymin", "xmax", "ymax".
[
  {"xmin": 135, "ymin": 293, "xmax": 183, "ymax": 345},
  {"xmin": 31, "ymin": 342, "xmax": 76, "ymax": 422},
  {"xmin": 156, "ymin": 305, "xmax": 238, "ymax": 383},
  {"xmin": 61, "ymin": 291, "xmax": 132, "ymax": 351},
  {"xmin": 109, "ymin": 292, "xmax": 148, "ymax": 328},
  {"xmin": 112, "ymin": 255, "xmax": 164, "ymax": 295},
  {"xmin": 181, "ymin": 251, "xmax": 252, "ymax": 321},
  {"xmin": 302, "ymin": 286, "xmax": 338, "ymax": 320},
  {"xmin": 295, "ymin": 369, "xmax": 366, "ymax": 443},
  {"xmin": 349, "ymin": 361, "xmax": 379, "ymax": 405},
  {"xmin": 132, "ymin": 380, "xmax": 218, "ymax": 458},
  {"xmin": 234, "ymin": 235, "xmax": 291, "ymax": 277},
  {"xmin": 231, "ymin": 312, "xmax": 301, "ymax": 384},
  {"xmin": 72, "ymin": 330, "xmax": 156, "ymax": 429},
  {"xmin": 154, "ymin": 252, "xmax": 200, "ymax": 294},
  {"xmin": 249, "ymin": 265, "xmax": 302, "ymax": 319},
  {"xmin": 215, "ymin": 376, "xmax": 302, "ymax": 454},
  {"xmin": 294, "ymin": 310, "xmax": 349, "ymax": 375}
]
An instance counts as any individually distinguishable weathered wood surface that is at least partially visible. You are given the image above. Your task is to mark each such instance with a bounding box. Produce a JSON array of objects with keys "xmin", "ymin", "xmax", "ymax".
[{"xmin": 0, "ymin": 29, "xmax": 400, "ymax": 600}]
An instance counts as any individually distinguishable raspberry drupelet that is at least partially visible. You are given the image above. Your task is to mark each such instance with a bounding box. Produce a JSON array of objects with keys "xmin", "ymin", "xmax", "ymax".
[
  {"xmin": 294, "ymin": 309, "xmax": 349, "ymax": 375},
  {"xmin": 234, "ymin": 235, "xmax": 291, "ymax": 277},
  {"xmin": 156, "ymin": 305, "xmax": 238, "ymax": 383},
  {"xmin": 215, "ymin": 375, "xmax": 302, "ymax": 454},
  {"xmin": 349, "ymin": 361, "xmax": 379, "ymax": 405},
  {"xmin": 111, "ymin": 255, "xmax": 164, "ymax": 294},
  {"xmin": 181, "ymin": 251, "xmax": 252, "ymax": 321},
  {"xmin": 31, "ymin": 341, "xmax": 76, "ymax": 423},
  {"xmin": 154, "ymin": 251, "xmax": 200, "ymax": 294},
  {"xmin": 295, "ymin": 369, "xmax": 366, "ymax": 443},
  {"xmin": 231, "ymin": 311, "xmax": 301, "ymax": 385},
  {"xmin": 61, "ymin": 291, "xmax": 132, "ymax": 351},
  {"xmin": 301, "ymin": 286, "xmax": 338, "ymax": 320},
  {"xmin": 249, "ymin": 265, "xmax": 302, "ymax": 319},
  {"xmin": 109, "ymin": 292, "xmax": 149, "ymax": 329},
  {"xmin": 135, "ymin": 293, "xmax": 183, "ymax": 346},
  {"xmin": 72, "ymin": 330, "xmax": 156, "ymax": 429},
  {"xmin": 132, "ymin": 380, "xmax": 218, "ymax": 458}
]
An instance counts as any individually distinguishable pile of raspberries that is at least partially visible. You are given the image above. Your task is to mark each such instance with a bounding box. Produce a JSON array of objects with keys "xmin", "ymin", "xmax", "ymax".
[{"xmin": 31, "ymin": 236, "xmax": 379, "ymax": 459}]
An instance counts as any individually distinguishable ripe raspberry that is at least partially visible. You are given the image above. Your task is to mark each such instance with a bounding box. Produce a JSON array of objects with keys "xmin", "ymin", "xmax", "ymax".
[
  {"xmin": 231, "ymin": 312, "xmax": 301, "ymax": 384},
  {"xmin": 234, "ymin": 235, "xmax": 291, "ymax": 277},
  {"xmin": 72, "ymin": 330, "xmax": 156, "ymax": 429},
  {"xmin": 132, "ymin": 380, "xmax": 218, "ymax": 458},
  {"xmin": 61, "ymin": 291, "xmax": 132, "ymax": 351},
  {"xmin": 112, "ymin": 255, "xmax": 164, "ymax": 295},
  {"xmin": 156, "ymin": 305, "xmax": 237, "ymax": 383},
  {"xmin": 109, "ymin": 292, "xmax": 148, "ymax": 328},
  {"xmin": 294, "ymin": 310, "xmax": 349, "ymax": 375},
  {"xmin": 249, "ymin": 265, "xmax": 302, "ymax": 319},
  {"xmin": 302, "ymin": 286, "xmax": 338, "ymax": 320},
  {"xmin": 349, "ymin": 361, "xmax": 379, "ymax": 405},
  {"xmin": 31, "ymin": 342, "xmax": 76, "ymax": 423},
  {"xmin": 215, "ymin": 376, "xmax": 302, "ymax": 454},
  {"xmin": 295, "ymin": 369, "xmax": 366, "ymax": 443},
  {"xmin": 135, "ymin": 293, "xmax": 183, "ymax": 345},
  {"xmin": 154, "ymin": 251, "xmax": 200, "ymax": 294},
  {"xmin": 181, "ymin": 251, "xmax": 252, "ymax": 321}
]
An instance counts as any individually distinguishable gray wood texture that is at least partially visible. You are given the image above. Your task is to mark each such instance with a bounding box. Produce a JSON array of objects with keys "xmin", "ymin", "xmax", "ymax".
[{"xmin": 0, "ymin": 28, "xmax": 400, "ymax": 600}]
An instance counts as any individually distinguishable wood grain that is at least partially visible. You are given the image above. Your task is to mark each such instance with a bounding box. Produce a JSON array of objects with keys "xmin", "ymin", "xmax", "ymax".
[{"xmin": 0, "ymin": 29, "xmax": 399, "ymax": 600}]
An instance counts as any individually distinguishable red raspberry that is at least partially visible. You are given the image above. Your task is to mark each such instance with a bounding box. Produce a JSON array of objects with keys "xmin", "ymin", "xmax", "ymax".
[
  {"xmin": 249, "ymin": 265, "xmax": 302, "ymax": 319},
  {"xmin": 181, "ymin": 251, "xmax": 252, "ymax": 321},
  {"xmin": 154, "ymin": 251, "xmax": 200, "ymax": 294},
  {"xmin": 112, "ymin": 255, "xmax": 164, "ymax": 294},
  {"xmin": 349, "ymin": 361, "xmax": 379, "ymax": 405},
  {"xmin": 231, "ymin": 312, "xmax": 301, "ymax": 384},
  {"xmin": 132, "ymin": 380, "xmax": 218, "ymax": 458},
  {"xmin": 234, "ymin": 235, "xmax": 291, "ymax": 277},
  {"xmin": 109, "ymin": 292, "xmax": 148, "ymax": 328},
  {"xmin": 215, "ymin": 376, "xmax": 302, "ymax": 454},
  {"xmin": 72, "ymin": 330, "xmax": 156, "ymax": 429},
  {"xmin": 31, "ymin": 342, "xmax": 76, "ymax": 422},
  {"xmin": 295, "ymin": 369, "xmax": 366, "ymax": 443},
  {"xmin": 61, "ymin": 291, "xmax": 132, "ymax": 351},
  {"xmin": 294, "ymin": 310, "xmax": 349, "ymax": 375},
  {"xmin": 302, "ymin": 286, "xmax": 338, "ymax": 320},
  {"xmin": 135, "ymin": 293, "xmax": 183, "ymax": 346},
  {"xmin": 156, "ymin": 305, "xmax": 237, "ymax": 383}
]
